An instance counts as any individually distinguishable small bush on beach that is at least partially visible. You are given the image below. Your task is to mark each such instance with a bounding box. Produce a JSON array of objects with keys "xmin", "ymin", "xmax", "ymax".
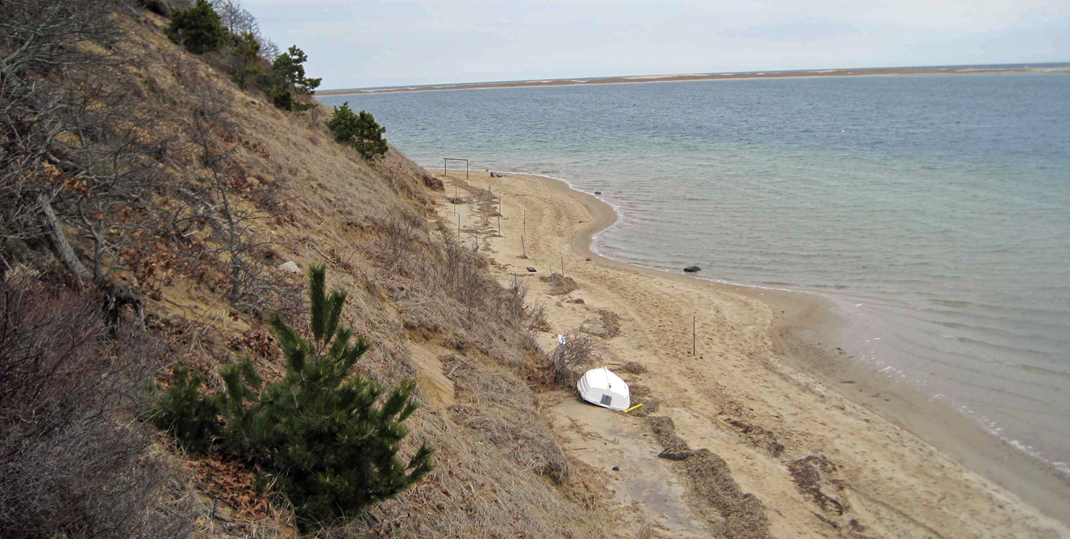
[
  {"xmin": 148, "ymin": 265, "xmax": 433, "ymax": 531},
  {"xmin": 167, "ymin": 0, "xmax": 227, "ymax": 54},
  {"xmin": 327, "ymin": 102, "xmax": 389, "ymax": 159},
  {"xmin": 551, "ymin": 329, "xmax": 597, "ymax": 386},
  {"xmin": 539, "ymin": 273, "xmax": 578, "ymax": 295}
]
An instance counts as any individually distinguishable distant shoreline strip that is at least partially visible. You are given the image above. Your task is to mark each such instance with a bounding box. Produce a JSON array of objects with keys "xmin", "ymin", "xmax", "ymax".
[{"xmin": 319, "ymin": 65, "xmax": 1070, "ymax": 96}]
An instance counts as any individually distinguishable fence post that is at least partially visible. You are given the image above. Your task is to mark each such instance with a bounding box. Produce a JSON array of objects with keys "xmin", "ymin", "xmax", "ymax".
[{"xmin": 693, "ymin": 315, "xmax": 697, "ymax": 356}]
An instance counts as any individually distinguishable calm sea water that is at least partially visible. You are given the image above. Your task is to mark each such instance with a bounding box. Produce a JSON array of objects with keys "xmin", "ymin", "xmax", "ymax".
[{"xmin": 319, "ymin": 73, "xmax": 1070, "ymax": 469}]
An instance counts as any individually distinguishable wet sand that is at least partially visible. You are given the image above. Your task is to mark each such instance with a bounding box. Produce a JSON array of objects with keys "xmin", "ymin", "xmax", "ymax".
[{"xmin": 436, "ymin": 168, "xmax": 1070, "ymax": 537}]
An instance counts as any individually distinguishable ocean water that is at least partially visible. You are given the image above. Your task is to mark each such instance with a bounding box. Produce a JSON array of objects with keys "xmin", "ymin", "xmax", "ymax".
[{"xmin": 319, "ymin": 73, "xmax": 1070, "ymax": 469}]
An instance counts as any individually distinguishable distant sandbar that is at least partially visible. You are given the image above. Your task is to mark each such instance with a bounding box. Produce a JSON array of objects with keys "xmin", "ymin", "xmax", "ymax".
[{"xmin": 319, "ymin": 64, "xmax": 1069, "ymax": 96}]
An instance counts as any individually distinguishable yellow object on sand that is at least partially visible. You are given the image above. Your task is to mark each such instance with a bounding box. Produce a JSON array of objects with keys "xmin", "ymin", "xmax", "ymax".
[{"xmin": 623, "ymin": 403, "xmax": 644, "ymax": 414}]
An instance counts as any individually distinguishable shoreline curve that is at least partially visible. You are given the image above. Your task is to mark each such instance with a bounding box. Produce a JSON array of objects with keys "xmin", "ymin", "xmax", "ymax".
[{"xmin": 495, "ymin": 169, "xmax": 1070, "ymax": 527}]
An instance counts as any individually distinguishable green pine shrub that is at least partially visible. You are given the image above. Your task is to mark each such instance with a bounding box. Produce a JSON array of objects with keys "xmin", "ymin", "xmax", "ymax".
[
  {"xmin": 269, "ymin": 46, "xmax": 321, "ymax": 111},
  {"xmin": 166, "ymin": 0, "xmax": 227, "ymax": 55},
  {"xmin": 231, "ymin": 32, "xmax": 264, "ymax": 89},
  {"xmin": 269, "ymin": 84, "xmax": 296, "ymax": 111},
  {"xmin": 147, "ymin": 361, "xmax": 221, "ymax": 455},
  {"xmin": 147, "ymin": 264, "xmax": 432, "ymax": 531},
  {"xmin": 326, "ymin": 103, "xmax": 389, "ymax": 160}
]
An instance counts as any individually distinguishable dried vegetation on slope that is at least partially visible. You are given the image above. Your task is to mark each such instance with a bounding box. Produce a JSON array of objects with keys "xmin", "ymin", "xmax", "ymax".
[{"xmin": 1, "ymin": 2, "xmax": 610, "ymax": 537}]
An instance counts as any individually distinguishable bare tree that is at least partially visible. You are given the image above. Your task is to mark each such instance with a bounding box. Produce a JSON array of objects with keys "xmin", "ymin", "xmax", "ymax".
[
  {"xmin": 0, "ymin": 0, "xmax": 127, "ymax": 263},
  {"xmin": 178, "ymin": 72, "xmax": 298, "ymax": 317},
  {"xmin": 259, "ymin": 37, "xmax": 280, "ymax": 62},
  {"xmin": 210, "ymin": 0, "xmax": 259, "ymax": 36}
]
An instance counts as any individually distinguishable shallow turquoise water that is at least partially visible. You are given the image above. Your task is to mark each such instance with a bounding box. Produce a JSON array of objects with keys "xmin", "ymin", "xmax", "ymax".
[{"xmin": 320, "ymin": 73, "xmax": 1070, "ymax": 468}]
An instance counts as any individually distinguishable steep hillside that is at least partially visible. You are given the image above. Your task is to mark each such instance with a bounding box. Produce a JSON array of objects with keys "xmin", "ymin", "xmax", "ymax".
[{"xmin": 1, "ymin": 3, "xmax": 610, "ymax": 537}]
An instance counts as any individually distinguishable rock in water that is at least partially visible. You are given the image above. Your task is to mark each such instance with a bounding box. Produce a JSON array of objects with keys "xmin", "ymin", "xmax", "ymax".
[{"xmin": 683, "ymin": 266, "xmax": 701, "ymax": 273}]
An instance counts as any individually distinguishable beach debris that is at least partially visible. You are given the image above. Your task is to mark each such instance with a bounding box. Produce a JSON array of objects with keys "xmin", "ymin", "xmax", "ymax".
[
  {"xmin": 577, "ymin": 367, "xmax": 631, "ymax": 411},
  {"xmin": 658, "ymin": 448, "xmax": 694, "ymax": 461},
  {"xmin": 788, "ymin": 455, "xmax": 847, "ymax": 516},
  {"xmin": 628, "ymin": 385, "xmax": 659, "ymax": 416},
  {"xmin": 612, "ymin": 466, "xmax": 620, "ymax": 472},
  {"xmin": 569, "ymin": 298, "xmax": 585, "ymax": 304},
  {"xmin": 594, "ymin": 191, "xmax": 602, "ymax": 195},
  {"xmin": 278, "ymin": 260, "xmax": 301, "ymax": 274},
  {"xmin": 723, "ymin": 417, "xmax": 785, "ymax": 457},
  {"xmin": 646, "ymin": 416, "xmax": 771, "ymax": 536},
  {"xmin": 526, "ymin": 267, "xmax": 537, "ymax": 272},
  {"xmin": 684, "ymin": 266, "xmax": 702, "ymax": 273},
  {"xmin": 490, "ymin": 172, "xmax": 507, "ymax": 178},
  {"xmin": 585, "ymin": 257, "xmax": 592, "ymax": 261}
]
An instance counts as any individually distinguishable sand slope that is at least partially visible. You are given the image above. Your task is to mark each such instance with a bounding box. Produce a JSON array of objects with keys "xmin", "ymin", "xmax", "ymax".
[{"xmin": 436, "ymin": 170, "xmax": 1069, "ymax": 538}]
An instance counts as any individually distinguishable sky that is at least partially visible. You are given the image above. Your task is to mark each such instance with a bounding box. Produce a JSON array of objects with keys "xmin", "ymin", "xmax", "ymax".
[{"xmin": 243, "ymin": 0, "xmax": 1070, "ymax": 90}]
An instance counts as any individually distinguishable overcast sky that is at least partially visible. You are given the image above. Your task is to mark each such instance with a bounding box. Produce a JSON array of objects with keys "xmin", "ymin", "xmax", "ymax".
[{"xmin": 243, "ymin": 0, "xmax": 1069, "ymax": 90}]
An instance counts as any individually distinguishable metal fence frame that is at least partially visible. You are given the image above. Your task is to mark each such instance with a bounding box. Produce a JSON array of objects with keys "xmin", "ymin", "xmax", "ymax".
[{"xmin": 443, "ymin": 157, "xmax": 469, "ymax": 179}]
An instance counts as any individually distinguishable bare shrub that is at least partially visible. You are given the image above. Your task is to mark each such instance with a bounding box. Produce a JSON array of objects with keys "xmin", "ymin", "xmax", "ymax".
[
  {"xmin": 539, "ymin": 273, "xmax": 578, "ymax": 295},
  {"xmin": 165, "ymin": 68, "xmax": 297, "ymax": 318},
  {"xmin": 0, "ymin": 0, "xmax": 172, "ymax": 284},
  {"xmin": 378, "ymin": 211, "xmax": 423, "ymax": 265},
  {"xmin": 0, "ymin": 272, "xmax": 193, "ymax": 538},
  {"xmin": 389, "ymin": 230, "xmax": 545, "ymax": 368},
  {"xmin": 444, "ymin": 355, "xmax": 569, "ymax": 484},
  {"xmin": 550, "ymin": 329, "xmax": 597, "ymax": 386},
  {"xmin": 622, "ymin": 361, "xmax": 648, "ymax": 374}
]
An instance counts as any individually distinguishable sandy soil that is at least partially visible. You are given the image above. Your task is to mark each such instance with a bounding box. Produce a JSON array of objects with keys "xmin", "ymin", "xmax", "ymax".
[{"xmin": 434, "ymin": 170, "xmax": 1070, "ymax": 538}]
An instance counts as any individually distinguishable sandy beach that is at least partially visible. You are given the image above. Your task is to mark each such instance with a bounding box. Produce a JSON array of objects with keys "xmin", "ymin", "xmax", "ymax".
[{"xmin": 434, "ymin": 169, "xmax": 1070, "ymax": 538}]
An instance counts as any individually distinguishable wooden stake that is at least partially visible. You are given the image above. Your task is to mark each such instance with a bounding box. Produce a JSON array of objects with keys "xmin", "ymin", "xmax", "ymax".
[
  {"xmin": 561, "ymin": 255, "xmax": 564, "ymax": 277},
  {"xmin": 457, "ymin": 213, "xmax": 460, "ymax": 236},
  {"xmin": 521, "ymin": 236, "xmax": 526, "ymax": 258},
  {"xmin": 497, "ymin": 214, "xmax": 501, "ymax": 236},
  {"xmin": 693, "ymin": 315, "xmax": 697, "ymax": 356}
]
